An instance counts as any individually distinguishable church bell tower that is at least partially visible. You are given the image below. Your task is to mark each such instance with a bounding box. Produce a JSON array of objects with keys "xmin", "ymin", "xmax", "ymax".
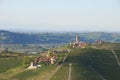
[{"xmin": 76, "ymin": 36, "xmax": 79, "ymax": 43}]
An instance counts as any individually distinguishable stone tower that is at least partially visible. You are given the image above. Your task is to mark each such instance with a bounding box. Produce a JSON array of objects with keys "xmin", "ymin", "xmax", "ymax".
[{"xmin": 76, "ymin": 36, "xmax": 79, "ymax": 43}]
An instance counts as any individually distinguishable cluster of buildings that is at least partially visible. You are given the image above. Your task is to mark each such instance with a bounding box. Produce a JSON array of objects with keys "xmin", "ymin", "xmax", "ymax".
[
  {"xmin": 27, "ymin": 48, "xmax": 72, "ymax": 69},
  {"xmin": 27, "ymin": 55, "xmax": 57, "ymax": 69},
  {"xmin": 70, "ymin": 36, "xmax": 86, "ymax": 48},
  {"xmin": 28, "ymin": 57, "xmax": 57, "ymax": 69},
  {"xmin": 27, "ymin": 57, "xmax": 57, "ymax": 69},
  {"xmin": 96, "ymin": 40, "xmax": 104, "ymax": 44},
  {"xmin": 27, "ymin": 51, "xmax": 59, "ymax": 69}
]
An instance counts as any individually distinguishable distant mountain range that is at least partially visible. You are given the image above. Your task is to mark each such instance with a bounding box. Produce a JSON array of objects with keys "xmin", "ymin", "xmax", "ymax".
[{"xmin": 0, "ymin": 30, "xmax": 120, "ymax": 44}]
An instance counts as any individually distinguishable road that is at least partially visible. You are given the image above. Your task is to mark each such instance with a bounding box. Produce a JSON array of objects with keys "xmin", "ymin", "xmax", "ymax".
[
  {"xmin": 68, "ymin": 63, "xmax": 72, "ymax": 80},
  {"xmin": 46, "ymin": 54, "xmax": 68, "ymax": 80},
  {"xmin": 112, "ymin": 50, "xmax": 120, "ymax": 67},
  {"xmin": 46, "ymin": 64, "xmax": 63, "ymax": 80}
]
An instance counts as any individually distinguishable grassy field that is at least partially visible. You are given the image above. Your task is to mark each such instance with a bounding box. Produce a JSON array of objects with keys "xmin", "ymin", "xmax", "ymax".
[
  {"xmin": 0, "ymin": 57, "xmax": 58, "ymax": 80},
  {"xmin": 12, "ymin": 65, "xmax": 57, "ymax": 80},
  {"xmin": 0, "ymin": 56, "xmax": 33, "ymax": 80},
  {"xmin": 11, "ymin": 53, "xmax": 68, "ymax": 80},
  {"xmin": 0, "ymin": 57, "xmax": 31, "ymax": 73}
]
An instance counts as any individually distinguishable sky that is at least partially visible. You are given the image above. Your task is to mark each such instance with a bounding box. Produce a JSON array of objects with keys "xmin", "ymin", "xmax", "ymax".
[{"xmin": 0, "ymin": 0, "xmax": 120, "ymax": 32}]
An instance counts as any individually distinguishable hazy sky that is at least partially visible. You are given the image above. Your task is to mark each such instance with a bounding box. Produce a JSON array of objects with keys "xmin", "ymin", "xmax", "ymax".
[{"xmin": 0, "ymin": 0, "xmax": 120, "ymax": 32}]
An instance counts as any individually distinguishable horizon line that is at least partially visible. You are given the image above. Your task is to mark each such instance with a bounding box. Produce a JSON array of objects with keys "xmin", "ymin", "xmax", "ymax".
[{"xmin": 0, "ymin": 29, "xmax": 120, "ymax": 34}]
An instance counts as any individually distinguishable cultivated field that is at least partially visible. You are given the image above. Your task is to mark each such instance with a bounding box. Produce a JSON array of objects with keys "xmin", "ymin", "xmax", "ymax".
[
  {"xmin": 50, "ymin": 48, "xmax": 120, "ymax": 80},
  {"xmin": 0, "ymin": 47, "xmax": 120, "ymax": 80}
]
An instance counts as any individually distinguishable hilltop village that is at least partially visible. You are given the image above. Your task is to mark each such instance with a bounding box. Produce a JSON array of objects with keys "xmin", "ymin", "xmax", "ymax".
[
  {"xmin": 70, "ymin": 36, "xmax": 87, "ymax": 48},
  {"xmin": 27, "ymin": 35, "xmax": 87, "ymax": 69}
]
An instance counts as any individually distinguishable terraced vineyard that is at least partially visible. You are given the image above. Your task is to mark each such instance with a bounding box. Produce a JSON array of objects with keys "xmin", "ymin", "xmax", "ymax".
[
  {"xmin": 50, "ymin": 48, "xmax": 120, "ymax": 80},
  {"xmin": 79, "ymin": 49, "xmax": 120, "ymax": 80}
]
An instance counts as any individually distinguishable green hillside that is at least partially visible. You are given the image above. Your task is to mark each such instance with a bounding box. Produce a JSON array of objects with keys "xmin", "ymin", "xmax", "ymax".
[
  {"xmin": 0, "ymin": 43, "xmax": 120, "ymax": 80},
  {"xmin": 93, "ymin": 42, "xmax": 120, "ymax": 50},
  {"xmin": 50, "ymin": 48, "xmax": 120, "ymax": 80}
]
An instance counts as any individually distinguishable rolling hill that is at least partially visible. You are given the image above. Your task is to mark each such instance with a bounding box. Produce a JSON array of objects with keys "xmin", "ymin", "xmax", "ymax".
[
  {"xmin": 0, "ymin": 30, "xmax": 120, "ymax": 44},
  {"xmin": 50, "ymin": 48, "xmax": 120, "ymax": 80}
]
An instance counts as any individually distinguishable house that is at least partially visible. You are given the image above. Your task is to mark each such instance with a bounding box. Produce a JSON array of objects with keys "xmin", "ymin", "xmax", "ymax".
[{"xmin": 27, "ymin": 62, "xmax": 37, "ymax": 69}]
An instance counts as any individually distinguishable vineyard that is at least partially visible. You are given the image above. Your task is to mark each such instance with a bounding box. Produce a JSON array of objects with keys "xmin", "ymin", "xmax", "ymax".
[
  {"xmin": 49, "ymin": 48, "xmax": 120, "ymax": 80},
  {"xmin": 0, "ymin": 47, "xmax": 120, "ymax": 80}
]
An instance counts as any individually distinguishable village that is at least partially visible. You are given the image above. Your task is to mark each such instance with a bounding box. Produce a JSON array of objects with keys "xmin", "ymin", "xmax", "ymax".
[
  {"xmin": 27, "ymin": 35, "xmax": 87, "ymax": 70},
  {"xmin": 27, "ymin": 49, "xmax": 71, "ymax": 69},
  {"xmin": 0, "ymin": 35, "xmax": 104, "ymax": 71}
]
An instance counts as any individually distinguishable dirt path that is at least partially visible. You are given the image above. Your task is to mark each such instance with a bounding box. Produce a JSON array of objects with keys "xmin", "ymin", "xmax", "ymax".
[
  {"xmin": 46, "ymin": 64, "xmax": 63, "ymax": 80},
  {"xmin": 68, "ymin": 63, "xmax": 72, "ymax": 80},
  {"xmin": 112, "ymin": 50, "xmax": 120, "ymax": 67},
  {"xmin": 46, "ymin": 54, "xmax": 68, "ymax": 80},
  {"xmin": 63, "ymin": 55, "xmax": 68, "ymax": 62},
  {"xmin": 89, "ymin": 65, "xmax": 107, "ymax": 80}
]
